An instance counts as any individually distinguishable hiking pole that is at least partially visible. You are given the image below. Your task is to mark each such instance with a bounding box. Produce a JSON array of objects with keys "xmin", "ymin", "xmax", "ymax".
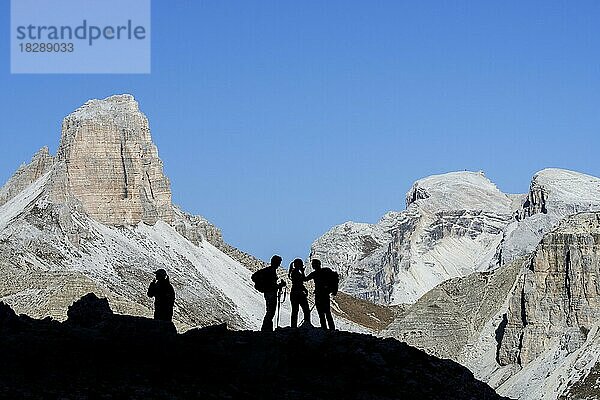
[
  {"xmin": 276, "ymin": 287, "xmax": 281, "ymax": 329},
  {"xmin": 276, "ymin": 286, "xmax": 287, "ymax": 329}
]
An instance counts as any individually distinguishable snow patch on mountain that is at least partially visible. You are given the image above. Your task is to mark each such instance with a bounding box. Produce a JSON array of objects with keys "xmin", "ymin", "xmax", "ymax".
[{"xmin": 406, "ymin": 171, "xmax": 511, "ymax": 214}]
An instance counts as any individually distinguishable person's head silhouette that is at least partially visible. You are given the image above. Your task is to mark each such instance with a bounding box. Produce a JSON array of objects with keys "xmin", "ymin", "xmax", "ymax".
[
  {"xmin": 155, "ymin": 268, "xmax": 168, "ymax": 280},
  {"xmin": 311, "ymin": 259, "xmax": 321, "ymax": 270},
  {"xmin": 271, "ymin": 255, "xmax": 282, "ymax": 268},
  {"xmin": 292, "ymin": 258, "xmax": 304, "ymax": 270}
]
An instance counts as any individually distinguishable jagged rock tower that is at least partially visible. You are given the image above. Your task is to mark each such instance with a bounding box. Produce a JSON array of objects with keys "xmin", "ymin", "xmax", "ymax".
[{"xmin": 55, "ymin": 94, "xmax": 172, "ymax": 225}]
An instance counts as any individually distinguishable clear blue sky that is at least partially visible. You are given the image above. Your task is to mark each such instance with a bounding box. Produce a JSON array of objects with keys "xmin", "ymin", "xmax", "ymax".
[{"xmin": 1, "ymin": 1, "xmax": 599, "ymax": 264}]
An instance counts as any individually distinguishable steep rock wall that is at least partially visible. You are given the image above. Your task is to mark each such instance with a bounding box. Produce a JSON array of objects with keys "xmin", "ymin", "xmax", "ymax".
[
  {"xmin": 56, "ymin": 94, "xmax": 172, "ymax": 226},
  {"xmin": 498, "ymin": 212, "xmax": 600, "ymax": 366}
]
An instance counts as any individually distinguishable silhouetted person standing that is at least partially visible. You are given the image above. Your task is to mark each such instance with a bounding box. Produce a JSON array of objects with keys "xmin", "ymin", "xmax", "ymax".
[
  {"xmin": 259, "ymin": 255, "xmax": 286, "ymax": 332},
  {"xmin": 288, "ymin": 258, "xmax": 312, "ymax": 328},
  {"xmin": 305, "ymin": 259, "xmax": 336, "ymax": 330},
  {"xmin": 147, "ymin": 269, "xmax": 175, "ymax": 322}
]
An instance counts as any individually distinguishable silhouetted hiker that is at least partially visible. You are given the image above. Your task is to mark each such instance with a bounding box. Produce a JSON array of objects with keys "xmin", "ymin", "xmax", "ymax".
[
  {"xmin": 305, "ymin": 259, "xmax": 338, "ymax": 330},
  {"xmin": 147, "ymin": 269, "xmax": 175, "ymax": 322},
  {"xmin": 288, "ymin": 258, "xmax": 312, "ymax": 328},
  {"xmin": 252, "ymin": 255, "xmax": 286, "ymax": 331}
]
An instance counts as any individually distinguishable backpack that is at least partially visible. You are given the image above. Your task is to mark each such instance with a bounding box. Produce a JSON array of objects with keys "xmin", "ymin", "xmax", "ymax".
[
  {"xmin": 321, "ymin": 268, "xmax": 339, "ymax": 296},
  {"xmin": 251, "ymin": 267, "xmax": 272, "ymax": 293}
]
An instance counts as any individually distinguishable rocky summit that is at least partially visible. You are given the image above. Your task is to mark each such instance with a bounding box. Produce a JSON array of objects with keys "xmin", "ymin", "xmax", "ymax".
[
  {"xmin": 56, "ymin": 94, "xmax": 173, "ymax": 226},
  {"xmin": 0, "ymin": 295, "xmax": 508, "ymax": 400}
]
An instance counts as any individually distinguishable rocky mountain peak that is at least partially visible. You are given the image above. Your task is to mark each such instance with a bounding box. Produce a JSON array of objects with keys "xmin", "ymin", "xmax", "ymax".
[
  {"xmin": 405, "ymin": 171, "xmax": 511, "ymax": 214},
  {"xmin": 313, "ymin": 168, "xmax": 600, "ymax": 307},
  {"xmin": 64, "ymin": 94, "xmax": 140, "ymax": 122},
  {"xmin": 517, "ymin": 168, "xmax": 600, "ymax": 220},
  {"xmin": 0, "ymin": 145, "xmax": 54, "ymax": 207},
  {"xmin": 55, "ymin": 94, "xmax": 173, "ymax": 226}
]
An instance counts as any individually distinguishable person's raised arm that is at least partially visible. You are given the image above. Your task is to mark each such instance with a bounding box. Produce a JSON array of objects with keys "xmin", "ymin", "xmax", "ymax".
[{"xmin": 147, "ymin": 280, "xmax": 156, "ymax": 298}]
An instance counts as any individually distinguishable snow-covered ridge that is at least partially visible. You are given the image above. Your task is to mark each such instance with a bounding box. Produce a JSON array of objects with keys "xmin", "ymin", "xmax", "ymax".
[
  {"xmin": 67, "ymin": 94, "xmax": 140, "ymax": 121},
  {"xmin": 406, "ymin": 171, "xmax": 511, "ymax": 213}
]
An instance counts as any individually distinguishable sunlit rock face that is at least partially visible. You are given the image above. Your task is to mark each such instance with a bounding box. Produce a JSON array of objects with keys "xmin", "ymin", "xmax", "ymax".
[
  {"xmin": 0, "ymin": 146, "xmax": 54, "ymax": 207},
  {"xmin": 498, "ymin": 212, "xmax": 600, "ymax": 367},
  {"xmin": 0, "ymin": 95, "xmax": 264, "ymax": 332},
  {"xmin": 0, "ymin": 94, "xmax": 369, "ymax": 334},
  {"xmin": 56, "ymin": 94, "xmax": 172, "ymax": 226}
]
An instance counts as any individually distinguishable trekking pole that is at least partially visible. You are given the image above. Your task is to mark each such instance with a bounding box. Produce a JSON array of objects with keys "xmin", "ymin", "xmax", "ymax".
[
  {"xmin": 276, "ymin": 286, "xmax": 287, "ymax": 329},
  {"xmin": 276, "ymin": 286, "xmax": 282, "ymax": 329}
]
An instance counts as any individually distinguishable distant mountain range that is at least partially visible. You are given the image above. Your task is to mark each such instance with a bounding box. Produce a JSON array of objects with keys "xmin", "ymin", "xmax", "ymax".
[{"xmin": 312, "ymin": 168, "xmax": 600, "ymax": 305}]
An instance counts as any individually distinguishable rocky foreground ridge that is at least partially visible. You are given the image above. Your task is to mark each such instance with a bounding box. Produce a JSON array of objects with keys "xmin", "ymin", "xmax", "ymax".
[{"xmin": 0, "ymin": 294, "xmax": 508, "ymax": 400}]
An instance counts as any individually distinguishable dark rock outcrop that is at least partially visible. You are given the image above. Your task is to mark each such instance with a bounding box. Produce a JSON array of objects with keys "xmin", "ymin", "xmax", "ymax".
[
  {"xmin": 66, "ymin": 292, "xmax": 113, "ymax": 327},
  {"xmin": 0, "ymin": 294, "xmax": 509, "ymax": 400}
]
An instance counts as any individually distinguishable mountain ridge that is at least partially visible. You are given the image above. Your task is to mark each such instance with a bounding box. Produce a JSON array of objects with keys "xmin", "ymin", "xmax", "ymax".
[{"xmin": 311, "ymin": 168, "xmax": 600, "ymax": 305}]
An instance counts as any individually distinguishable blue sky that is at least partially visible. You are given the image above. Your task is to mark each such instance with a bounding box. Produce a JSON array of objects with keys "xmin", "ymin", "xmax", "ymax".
[{"xmin": 1, "ymin": 1, "xmax": 599, "ymax": 263}]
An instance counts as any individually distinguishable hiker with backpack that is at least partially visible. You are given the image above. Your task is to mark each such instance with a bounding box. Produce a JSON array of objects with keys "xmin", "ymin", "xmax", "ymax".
[
  {"xmin": 252, "ymin": 255, "xmax": 286, "ymax": 332},
  {"xmin": 305, "ymin": 259, "xmax": 338, "ymax": 330},
  {"xmin": 288, "ymin": 258, "xmax": 312, "ymax": 328}
]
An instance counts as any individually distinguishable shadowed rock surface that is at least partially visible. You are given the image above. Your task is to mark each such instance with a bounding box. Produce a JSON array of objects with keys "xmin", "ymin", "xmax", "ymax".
[{"xmin": 0, "ymin": 295, "xmax": 508, "ymax": 400}]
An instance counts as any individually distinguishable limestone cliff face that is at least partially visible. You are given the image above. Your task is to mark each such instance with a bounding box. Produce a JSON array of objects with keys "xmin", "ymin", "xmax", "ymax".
[
  {"xmin": 309, "ymin": 212, "xmax": 402, "ymax": 283},
  {"xmin": 56, "ymin": 94, "xmax": 172, "ymax": 226},
  {"xmin": 498, "ymin": 212, "xmax": 600, "ymax": 367},
  {"xmin": 378, "ymin": 214, "xmax": 600, "ymax": 399},
  {"xmin": 382, "ymin": 258, "xmax": 522, "ymax": 361},
  {"xmin": 516, "ymin": 169, "xmax": 600, "ymax": 222},
  {"xmin": 172, "ymin": 206, "xmax": 222, "ymax": 246},
  {"xmin": 313, "ymin": 169, "xmax": 600, "ymax": 306}
]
